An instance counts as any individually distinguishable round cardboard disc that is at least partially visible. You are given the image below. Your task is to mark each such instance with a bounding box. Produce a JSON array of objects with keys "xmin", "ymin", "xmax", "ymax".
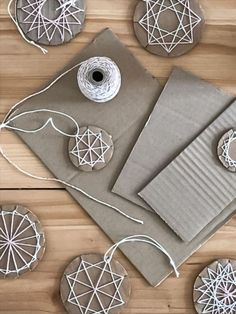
[
  {"xmin": 0, "ymin": 204, "xmax": 45, "ymax": 279},
  {"xmin": 133, "ymin": 0, "xmax": 204, "ymax": 57},
  {"xmin": 68, "ymin": 126, "xmax": 114, "ymax": 172},
  {"xmin": 60, "ymin": 253, "xmax": 131, "ymax": 314},
  {"xmin": 193, "ymin": 259, "xmax": 236, "ymax": 314},
  {"xmin": 217, "ymin": 129, "xmax": 236, "ymax": 172},
  {"xmin": 16, "ymin": 0, "xmax": 86, "ymax": 46}
]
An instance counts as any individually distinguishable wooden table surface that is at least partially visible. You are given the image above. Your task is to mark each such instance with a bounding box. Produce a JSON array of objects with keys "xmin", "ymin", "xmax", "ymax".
[{"xmin": 0, "ymin": 0, "xmax": 236, "ymax": 313}]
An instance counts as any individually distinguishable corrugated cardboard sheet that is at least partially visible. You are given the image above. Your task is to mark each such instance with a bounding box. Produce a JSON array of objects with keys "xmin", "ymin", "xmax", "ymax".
[{"xmin": 140, "ymin": 101, "xmax": 236, "ymax": 241}]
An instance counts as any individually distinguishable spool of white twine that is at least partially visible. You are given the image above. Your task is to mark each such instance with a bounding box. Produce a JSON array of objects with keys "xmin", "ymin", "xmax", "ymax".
[{"xmin": 77, "ymin": 57, "xmax": 121, "ymax": 103}]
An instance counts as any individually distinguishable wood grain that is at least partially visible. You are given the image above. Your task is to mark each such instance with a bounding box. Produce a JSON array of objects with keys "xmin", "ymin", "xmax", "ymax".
[{"xmin": 0, "ymin": 0, "xmax": 236, "ymax": 313}]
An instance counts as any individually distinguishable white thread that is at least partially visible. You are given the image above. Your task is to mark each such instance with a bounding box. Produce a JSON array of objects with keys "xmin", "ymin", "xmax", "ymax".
[
  {"xmin": 70, "ymin": 128, "xmax": 112, "ymax": 168},
  {"xmin": 8, "ymin": 0, "xmax": 48, "ymax": 54},
  {"xmin": 66, "ymin": 258, "xmax": 126, "ymax": 313},
  {"xmin": 3, "ymin": 62, "xmax": 82, "ymax": 123},
  {"xmin": 221, "ymin": 131, "xmax": 236, "ymax": 169},
  {"xmin": 2, "ymin": 109, "xmax": 80, "ymax": 137},
  {"xmin": 139, "ymin": 0, "xmax": 201, "ymax": 53},
  {"xmin": 77, "ymin": 57, "xmax": 121, "ymax": 103},
  {"xmin": 104, "ymin": 234, "xmax": 179, "ymax": 277},
  {"xmin": 195, "ymin": 260, "xmax": 236, "ymax": 313},
  {"xmin": 0, "ymin": 206, "xmax": 42, "ymax": 276},
  {"xmin": 0, "ymin": 110, "xmax": 142, "ymax": 225},
  {"xmin": 8, "ymin": 0, "xmax": 85, "ymax": 53}
]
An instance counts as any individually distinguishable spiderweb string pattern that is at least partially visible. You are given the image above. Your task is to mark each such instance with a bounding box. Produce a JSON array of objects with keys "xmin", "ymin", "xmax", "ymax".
[
  {"xmin": 70, "ymin": 128, "xmax": 112, "ymax": 168},
  {"xmin": 195, "ymin": 260, "xmax": 236, "ymax": 314},
  {"xmin": 221, "ymin": 131, "xmax": 236, "ymax": 169},
  {"xmin": 0, "ymin": 206, "xmax": 43, "ymax": 277},
  {"xmin": 19, "ymin": 0, "xmax": 85, "ymax": 43},
  {"xmin": 66, "ymin": 258, "xmax": 125, "ymax": 314},
  {"xmin": 139, "ymin": 0, "xmax": 202, "ymax": 53}
]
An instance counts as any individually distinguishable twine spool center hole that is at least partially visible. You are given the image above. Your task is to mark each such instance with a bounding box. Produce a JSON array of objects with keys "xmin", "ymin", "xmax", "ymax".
[{"xmin": 91, "ymin": 70, "xmax": 105, "ymax": 84}]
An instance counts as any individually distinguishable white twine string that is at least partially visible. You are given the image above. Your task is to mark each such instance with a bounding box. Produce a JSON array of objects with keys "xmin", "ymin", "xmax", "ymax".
[
  {"xmin": 0, "ymin": 57, "xmax": 141, "ymax": 225},
  {"xmin": 103, "ymin": 234, "xmax": 180, "ymax": 277},
  {"xmin": 77, "ymin": 57, "xmax": 121, "ymax": 103},
  {"xmin": 1, "ymin": 109, "xmax": 80, "ymax": 137},
  {"xmin": 8, "ymin": 0, "xmax": 48, "ymax": 54}
]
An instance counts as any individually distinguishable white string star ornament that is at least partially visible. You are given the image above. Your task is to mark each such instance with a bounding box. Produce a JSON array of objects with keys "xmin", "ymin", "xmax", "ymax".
[
  {"xmin": 16, "ymin": 0, "xmax": 86, "ymax": 46},
  {"xmin": 0, "ymin": 204, "xmax": 45, "ymax": 278},
  {"xmin": 61, "ymin": 254, "xmax": 131, "ymax": 314},
  {"xmin": 218, "ymin": 129, "xmax": 236, "ymax": 172},
  {"xmin": 194, "ymin": 259, "xmax": 236, "ymax": 314},
  {"xmin": 60, "ymin": 235, "xmax": 179, "ymax": 314},
  {"xmin": 133, "ymin": 0, "xmax": 203, "ymax": 57},
  {"xmin": 69, "ymin": 126, "xmax": 114, "ymax": 172}
]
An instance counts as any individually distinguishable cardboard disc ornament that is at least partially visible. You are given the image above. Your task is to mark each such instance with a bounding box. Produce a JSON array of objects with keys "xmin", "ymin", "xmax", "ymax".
[
  {"xmin": 193, "ymin": 259, "xmax": 236, "ymax": 314},
  {"xmin": 60, "ymin": 254, "xmax": 131, "ymax": 314},
  {"xmin": 60, "ymin": 235, "xmax": 179, "ymax": 314},
  {"xmin": 0, "ymin": 204, "xmax": 45, "ymax": 278},
  {"xmin": 217, "ymin": 129, "xmax": 236, "ymax": 172},
  {"xmin": 16, "ymin": 0, "xmax": 86, "ymax": 46},
  {"xmin": 68, "ymin": 126, "xmax": 114, "ymax": 172},
  {"xmin": 133, "ymin": 0, "xmax": 204, "ymax": 57}
]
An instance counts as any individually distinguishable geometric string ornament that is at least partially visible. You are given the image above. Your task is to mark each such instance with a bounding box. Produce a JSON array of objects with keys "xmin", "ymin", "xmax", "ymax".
[
  {"xmin": 68, "ymin": 126, "xmax": 114, "ymax": 172},
  {"xmin": 60, "ymin": 235, "xmax": 179, "ymax": 314},
  {"xmin": 16, "ymin": 0, "xmax": 86, "ymax": 46},
  {"xmin": 0, "ymin": 204, "xmax": 45, "ymax": 278},
  {"xmin": 133, "ymin": 0, "xmax": 203, "ymax": 57},
  {"xmin": 193, "ymin": 259, "xmax": 236, "ymax": 314},
  {"xmin": 60, "ymin": 254, "xmax": 131, "ymax": 314},
  {"xmin": 218, "ymin": 129, "xmax": 236, "ymax": 173}
]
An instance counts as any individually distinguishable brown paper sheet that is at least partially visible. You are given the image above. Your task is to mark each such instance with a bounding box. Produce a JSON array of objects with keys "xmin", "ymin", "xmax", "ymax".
[
  {"xmin": 139, "ymin": 101, "xmax": 236, "ymax": 242},
  {"xmin": 112, "ymin": 68, "xmax": 235, "ymax": 211},
  {"xmin": 8, "ymin": 29, "xmax": 236, "ymax": 286}
]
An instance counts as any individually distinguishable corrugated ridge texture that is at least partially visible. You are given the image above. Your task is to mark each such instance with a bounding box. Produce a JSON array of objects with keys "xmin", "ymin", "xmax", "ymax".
[{"xmin": 140, "ymin": 100, "xmax": 236, "ymax": 242}]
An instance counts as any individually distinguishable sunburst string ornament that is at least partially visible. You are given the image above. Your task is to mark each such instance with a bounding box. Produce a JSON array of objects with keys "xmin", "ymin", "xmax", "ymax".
[
  {"xmin": 218, "ymin": 129, "xmax": 236, "ymax": 173},
  {"xmin": 193, "ymin": 259, "xmax": 236, "ymax": 314},
  {"xmin": 0, "ymin": 204, "xmax": 45, "ymax": 278},
  {"xmin": 60, "ymin": 235, "xmax": 179, "ymax": 314}
]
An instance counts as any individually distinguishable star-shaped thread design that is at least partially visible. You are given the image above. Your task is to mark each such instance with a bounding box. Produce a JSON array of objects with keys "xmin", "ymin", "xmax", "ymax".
[
  {"xmin": 221, "ymin": 131, "xmax": 236, "ymax": 168},
  {"xmin": 139, "ymin": 0, "xmax": 202, "ymax": 53},
  {"xmin": 66, "ymin": 259, "xmax": 125, "ymax": 314},
  {"xmin": 70, "ymin": 129, "xmax": 111, "ymax": 168},
  {"xmin": 0, "ymin": 208, "xmax": 42, "ymax": 276},
  {"xmin": 195, "ymin": 261, "xmax": 236, "ymax": 314},
  {"xmin": 20, "ymin": 0, "xmax": 84, "ymax": 42}
]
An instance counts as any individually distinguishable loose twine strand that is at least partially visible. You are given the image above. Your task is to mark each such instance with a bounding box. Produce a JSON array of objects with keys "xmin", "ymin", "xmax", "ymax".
[
  {"xmin": 0, "ymin": 58, "xmax": 142, "ymax": 225},
  {"xmin": 103, "ymin": 235, "xmax": 179, "ymax": 277},
  {"xmin": 8, "ymin": 0, "xmax": 48, "ymax": 54}
]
